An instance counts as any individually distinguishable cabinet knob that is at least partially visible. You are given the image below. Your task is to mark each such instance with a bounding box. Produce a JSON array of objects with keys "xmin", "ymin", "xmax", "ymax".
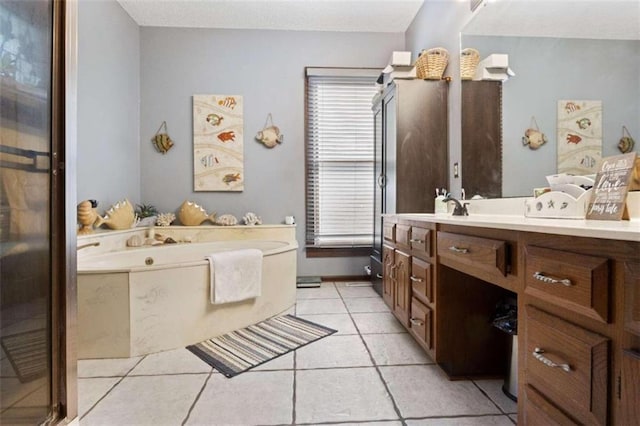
[
  {"xmin": 533, "ymin": 271, "xmax": 572, "ymax": 287},
  {"xmin": 410, "ymin": 276, "xmax": 423, "ymax": 283},
  {"xmin": 409, "ymin": 318, "xmax": 425, "ymax": 327},
  {"xmin": 448, "ymin": 246, "xmax": 469, "ymax": 254},
  {"xmin": 532, "ymin": 347, "xmax": 571, "ymax": 372},
  {"xmin": 410, "ymin": 239, "xmax": 424, "ymax": 244}
]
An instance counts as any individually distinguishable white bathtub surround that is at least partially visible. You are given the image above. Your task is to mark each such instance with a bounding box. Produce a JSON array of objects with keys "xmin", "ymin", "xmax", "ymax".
[
  {"xmin": 207, "ymin": 249, "xmax": 262, "ymax": 304},
  {"xmin": 77, "ymin": 225, "xmax": 297, "ymax": 359}
]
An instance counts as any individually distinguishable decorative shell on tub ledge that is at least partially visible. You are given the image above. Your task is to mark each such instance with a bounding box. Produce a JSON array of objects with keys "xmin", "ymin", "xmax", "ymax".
[
  {"xmin": 242, "ymin": 212, "xmax": 262, "ymax": 225},
  {"xmin": 178, "ymin": 201, "xmax": 216, "ymax": 226},
  {"xmin": 156, "ymin": 212, "xmax": 176, "ymax": 227},
  {"xmin": 95, "ymin": 199, "xmax": 136, "ymax": 230},
  {"xmin": 215, "ymin": 214, "xmax": 238, "ymax": 226}
]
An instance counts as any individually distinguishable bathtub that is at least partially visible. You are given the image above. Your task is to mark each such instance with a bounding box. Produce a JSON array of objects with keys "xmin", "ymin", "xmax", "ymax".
[{"xmin": 77, "ymin": 239, "xmax": 297, "ymax": 359}]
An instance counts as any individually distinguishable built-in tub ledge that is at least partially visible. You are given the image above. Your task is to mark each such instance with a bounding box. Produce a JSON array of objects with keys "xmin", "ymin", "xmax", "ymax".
[{"xmin": 77, "ymin": 225, "xmax": 298, "ymax": 359}]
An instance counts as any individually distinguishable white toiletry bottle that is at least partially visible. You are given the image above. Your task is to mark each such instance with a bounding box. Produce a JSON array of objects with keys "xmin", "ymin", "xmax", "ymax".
[{"xmin": 435, "ymin": 193, "xmax": 448, "ymax": 214}]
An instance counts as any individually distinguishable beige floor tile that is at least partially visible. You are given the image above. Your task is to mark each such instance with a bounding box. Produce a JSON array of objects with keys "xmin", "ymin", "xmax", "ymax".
[
  {"xmin": 351, "ymin": 313, "xmax": 406, "ymax": 334},
  {"xmin": 298, "ymin": 313, "xmax": 358, "ymax": 335},
  {"xmin": 337, "ymin": 285, "xmax": 379, "ymax": 298},
  {"xmin": 474, "ymin": 379, "xmax": 518, "ymax": 414},
  {"xmin": 128, "ymin": 348, "xmax": 212, "ymax": 375},
  {"xmin": 380, "ymin": 365, "xmax": 500, "ymax": 418},
  {"xmin": 509, "ymin": 414, "xmax": 518, "ymax": 424},
  {"xmin": 406, "ymin": 415, "xmax": 515, "ymax": 425},
  {"xmin": 296, "ymin": 368, "xmax": 398, "ymax": 424},
  {"xmin": 80, "ymin": 374, "xmax": 207, "ymax": 426},
  {"xmin": 78, "ymin": 377, "xmax": 120, "ymax": 417},
  {"xmin": 296, "ymin": 335, "xmax": 372, "ymax": 369},
  {"xmin": 363, "ymin": 333, "xmax": 433, "ymax": 366},
  {"xmin": 78, "ymin": 356, "xmax": 143, "ymax": 378},
  {"xmin": 324, "ymin": 422, "xmax": 402, "ymax": 426},
  {"xmin": 296, "ymin": 298, "xmax": 347, "ymax": 314},
  {"xmin": 296, "ymin": 282, "xmax": 340, "ymax": 300},
  {"xmin": 186, "ymin": 370, "xmax": 293, "ymax": 425},
  {"xmin": 344, "ymin": 297, "xmax": 391, "ymax": 313}
]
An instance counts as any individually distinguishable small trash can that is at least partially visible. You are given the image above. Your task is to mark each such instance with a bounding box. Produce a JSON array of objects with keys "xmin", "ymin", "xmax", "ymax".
[{"xmin": 492, "ymin": 299, "xmax": 518, "ymax": 402}]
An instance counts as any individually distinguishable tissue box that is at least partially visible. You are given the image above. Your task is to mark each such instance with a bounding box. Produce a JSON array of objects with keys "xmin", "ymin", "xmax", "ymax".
[{"xmin": 389, "ymin": 51, "xmax": 412, "ymax": 66}]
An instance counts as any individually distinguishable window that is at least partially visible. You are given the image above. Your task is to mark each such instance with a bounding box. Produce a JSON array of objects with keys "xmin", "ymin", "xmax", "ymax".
[{"xmin": 305, "ymin": 68, "xmax": 379, "ymax": 254}]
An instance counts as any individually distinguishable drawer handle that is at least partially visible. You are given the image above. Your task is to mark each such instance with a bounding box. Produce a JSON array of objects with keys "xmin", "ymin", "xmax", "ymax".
[
  {"xmin": 449, "ymin": 246, "xmax": 469, "ymax": 254},
  {"xmin": 409, "ymin": 318, "xmax": 425, "ymax": 326},
  {"xmin": 533, "ymin": 348, "xmax": 571, "ymax": 373},
  {"xmin": 410, "ymin": 238, "xmax": 424, "ymax": 244},
  {"xmin": 533, "ymin": 272, "xmax": 572, "ymax": 287},
  {"xmin": 410, "ymin": 276, "xmax": 423, "ymax": 283},
  {"xmin": 376, "ymin": 273, "xmax": 383, "ymax": 279}
]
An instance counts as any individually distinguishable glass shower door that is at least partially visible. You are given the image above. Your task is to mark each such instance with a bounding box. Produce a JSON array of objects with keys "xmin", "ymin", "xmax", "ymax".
[{"xmin": 0, "ymin": 0, "xmax": 54, "ymax": 423}]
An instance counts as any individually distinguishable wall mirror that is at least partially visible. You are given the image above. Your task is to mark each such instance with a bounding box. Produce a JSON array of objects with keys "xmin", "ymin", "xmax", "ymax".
[{"xmin": 460, "ymin": 0, "xmax": 639, "ymax": 198}]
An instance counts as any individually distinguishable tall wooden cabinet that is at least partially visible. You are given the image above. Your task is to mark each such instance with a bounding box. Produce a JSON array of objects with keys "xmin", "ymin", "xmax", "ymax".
[{"xmin": 371, "ymin": 80, "xmax": 448, "ymax": 296}]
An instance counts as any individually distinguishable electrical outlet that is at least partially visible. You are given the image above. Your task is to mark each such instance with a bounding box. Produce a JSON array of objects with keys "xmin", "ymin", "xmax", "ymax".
[{"xmin": 453, "ymin": 162, "xmax": 459, "ymax": 178}]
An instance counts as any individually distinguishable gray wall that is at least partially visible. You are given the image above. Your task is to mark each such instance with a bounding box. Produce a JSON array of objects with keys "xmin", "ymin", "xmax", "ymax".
[
  {"xmin": 139, "ymin": 28, "xmax": 404, "ymax": 276},
  {"xmin": 77, "ymin": 0, "xmax": 140, "ymax": 208},
  {"xmin": 464, "ymin": 36, "xmax": 640, "ymax": 196},
  {"xmin": 405, "ymin": 1, "xmax": 475, "ymax": 199}
]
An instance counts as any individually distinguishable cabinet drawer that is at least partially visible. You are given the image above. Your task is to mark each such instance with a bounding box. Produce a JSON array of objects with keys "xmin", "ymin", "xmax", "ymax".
[
  {"xmin": 395, "ymin": 224, "xmax": 411, "ymax": 249},
  {"xmin": 437, "ymin": 231, "xmax": 508, "ymax": 276},
  {"xmin": 524, "ymin": 385, "xmax": 579, "ymax": 426},
  {"xmin": 411, "ymin": 257, "xmax": 433, "ymax": 304},
  {"xmin": 410, "ymin": 226, "xmax": 431, "ymax": 258},
  {"xmin": 525, "ymin": 306, "xmax": 608, "ymax": 426},
  {"xmin": 409, "ymin": 297, "xmax": 433, "ymax": 350},
  {"xmin": 383, "ymin": 223, "xmax": 396, "ymax": 243},
  {"xmin": 525, "ymin": 246, "xmax": 609, "ymax": 323}
]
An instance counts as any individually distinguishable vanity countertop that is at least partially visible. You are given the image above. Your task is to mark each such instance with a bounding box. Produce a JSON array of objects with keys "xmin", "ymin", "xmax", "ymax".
[{"xmin": 386, "ymin": 213, "xmax": 640, "ymax": 242}]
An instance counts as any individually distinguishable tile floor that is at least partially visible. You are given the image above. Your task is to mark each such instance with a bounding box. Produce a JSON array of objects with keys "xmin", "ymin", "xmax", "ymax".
[{"xmin": 78, "ymin": 282, "xmax": 518, "ymax": 425}]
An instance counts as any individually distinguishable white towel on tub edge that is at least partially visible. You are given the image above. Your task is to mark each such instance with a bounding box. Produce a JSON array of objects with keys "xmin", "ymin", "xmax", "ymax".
[{"xmin": 206, "ymin": 249, "xmax": 263, "ymax": 304}]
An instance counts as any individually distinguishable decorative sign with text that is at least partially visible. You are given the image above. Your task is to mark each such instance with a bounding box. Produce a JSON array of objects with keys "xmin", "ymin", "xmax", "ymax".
[{"xmin": 586, "ymin": 152, "xmax": 637, "ymax": 220}]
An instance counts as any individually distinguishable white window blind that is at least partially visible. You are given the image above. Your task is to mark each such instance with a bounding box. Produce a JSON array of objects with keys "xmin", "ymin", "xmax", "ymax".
[{"xmin": 305, "ymin": 69, "xmax": 378, "ymax": 248}]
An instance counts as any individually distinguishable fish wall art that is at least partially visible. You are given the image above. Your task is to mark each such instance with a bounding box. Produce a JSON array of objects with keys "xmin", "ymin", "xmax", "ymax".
[
  {"xmin": 557, "ymin": 100, "xmax": 602, "ymax": 175},
  {"xmin": 193, "ymin": 94, "xmax": 244, "ymax": 191}
]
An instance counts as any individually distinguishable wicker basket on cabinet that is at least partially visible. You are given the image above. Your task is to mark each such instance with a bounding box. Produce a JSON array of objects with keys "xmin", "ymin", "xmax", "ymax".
[
  {"xmin": 460, "ymin": 48, "xmax": 480, "ymax": 80},
  {"xmin": 415, "ymin": 47, "xmax": 449, "ymax": 80}
]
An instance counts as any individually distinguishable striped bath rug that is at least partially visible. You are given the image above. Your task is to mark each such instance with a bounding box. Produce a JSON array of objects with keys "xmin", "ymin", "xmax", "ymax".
[
  {"xmin": 0, "ymin": 329, "xmax": 47, "ymax": 383},
  {"xmin": 187, "ymin": 314, "xmax": 336, "ymax": 377}
]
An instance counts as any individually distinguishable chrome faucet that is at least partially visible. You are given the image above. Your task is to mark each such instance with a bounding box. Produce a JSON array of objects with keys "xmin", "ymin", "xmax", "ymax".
[
  {"xmin": 443, "ymin": 197, "xmax": 469, "ymax": 216},
  {"xmin": 77, "ymin": 242, "xmax": 100, "ymax": 250}
]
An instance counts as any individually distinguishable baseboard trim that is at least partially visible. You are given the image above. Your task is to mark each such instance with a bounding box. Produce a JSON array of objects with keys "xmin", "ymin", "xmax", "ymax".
[{"xmin": 321, "ymin": 275, "xmax": 369, "ymax": 282}]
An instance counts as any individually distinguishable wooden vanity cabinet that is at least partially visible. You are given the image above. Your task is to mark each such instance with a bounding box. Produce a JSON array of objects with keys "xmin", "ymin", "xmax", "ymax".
[
  {"xmin": 381, "ymin": 218, "xmax": 437, "ymax": 357},
  {"xmin": 522, "ymin": 233, "xmax": 639, "ymax": 426},
  {"xmin": 620, "ymin": 262, "xmax": 640, "ymax": 426},
  {"xmin": 381, "ymin": 215, "xmax": 639, "ymax": 425}
]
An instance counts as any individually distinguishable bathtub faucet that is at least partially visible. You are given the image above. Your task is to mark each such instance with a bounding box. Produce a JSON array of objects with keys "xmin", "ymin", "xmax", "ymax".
[
  {"xmin": 77, "ymin": 242, "xmax": 100, "ymax": 251},
  {"xmin": 443, "ymin": 197, "xmax": 469, "ymax": 216}
]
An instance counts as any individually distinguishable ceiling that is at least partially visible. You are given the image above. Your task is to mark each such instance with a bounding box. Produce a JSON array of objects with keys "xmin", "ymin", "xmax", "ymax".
[
  {"xmin": 464, "ymin": 0, "xmax": 640, "ymax": 40},
  {"xmin": 117, "ymin": 0, "xmax": 426, "ymax": 33}
]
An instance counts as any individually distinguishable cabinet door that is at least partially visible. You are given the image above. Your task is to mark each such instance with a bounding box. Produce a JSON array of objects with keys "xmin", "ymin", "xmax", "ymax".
[
  {"xmin": 393, "ymin": 250, "xmax": 411, "ymax": 327},
  {"xmin": 383, "ymin": 92, "xmax": 396, "ymax": 214},
  {"xmin": 624, "ymin": 262, "xmax": 640, "ymax": 336},
  {"xmin": 382, "ymin": 245, "xmax": 395, "ymax": 308},
  {"xmin": 373, "ymin": 104, "xmax": 384, "ymax": 256},
  {"xmin": 620, "ymin": 350, "xmax": 640, "ymax": 425}
]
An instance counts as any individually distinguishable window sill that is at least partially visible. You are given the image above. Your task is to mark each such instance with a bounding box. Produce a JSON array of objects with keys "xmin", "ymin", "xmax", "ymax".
[{"xmin": 305, "ymin": 246, "xmax": 372, "ymax": 258}]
